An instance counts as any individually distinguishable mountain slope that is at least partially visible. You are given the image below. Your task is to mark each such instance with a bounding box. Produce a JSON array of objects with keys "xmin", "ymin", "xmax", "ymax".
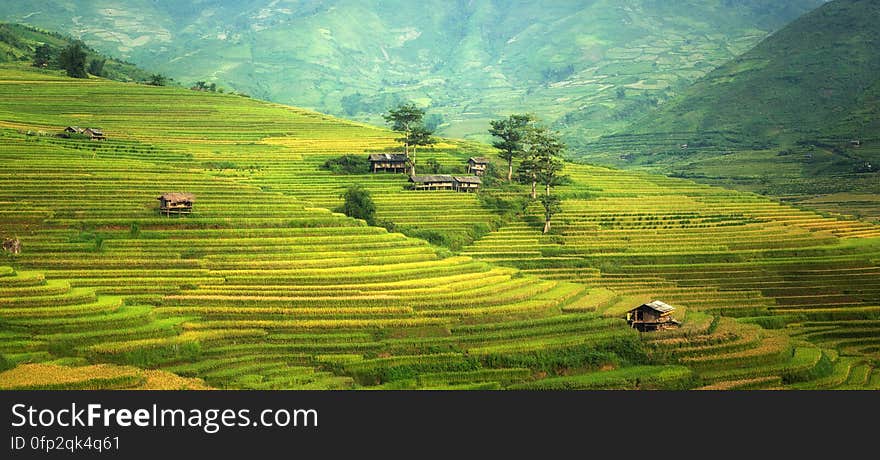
[
  {"xmin": 0, "ymin": 22, "xmax": 149, "ymax": 82},
  {"xmin": 0, "ymin": 0, "xmax": 823, "ymax": 142},
  {"xmin": 1, "ymin": 63, "xmax": 879, "ymax": 389},
  {"xmin": 582, "ymin": 0, "xmax": 879, "ymax": 199}
]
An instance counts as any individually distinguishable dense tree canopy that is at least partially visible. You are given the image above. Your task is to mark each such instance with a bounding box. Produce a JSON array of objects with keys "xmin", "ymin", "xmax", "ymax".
[{"xmin": 58, "ymin": 43, "xmax": 87, "ymax": 78}]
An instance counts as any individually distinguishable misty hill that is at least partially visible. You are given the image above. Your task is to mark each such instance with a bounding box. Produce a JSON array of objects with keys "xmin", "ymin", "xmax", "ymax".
[
  {"xmin": 0, "ymin": 0, "xmax": 823, "ymax": 142},
  {"xmin": 582, "ymin": 0, "xmax": 879, "ymax": 197}
]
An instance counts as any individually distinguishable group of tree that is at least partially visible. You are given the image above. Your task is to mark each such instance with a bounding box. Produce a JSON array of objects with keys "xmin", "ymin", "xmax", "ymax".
[
  {"xmin": 56, "ymin": 43, "xmax": 88, "ymax": 78},
  {"xmin": 383, "ymin": 103, "xmax": 437, "ymax": 175},
  {"xmin": 490, "ymin": 114, "xmax": 567, "ymax": 234},
  {"xmin": 191, "ymin": 81, "xmax": 218, "ymax": 92},
  {"xmin": 32, "ymin": 42, "xmax": 170, "ymax": 86},
  {"xmin": 36, "ymin": 43, "xmax": 105, "ymax": 78},
  {"xmin": 147, "ymin": 74, "xmax": 168, "ymax": 86}
]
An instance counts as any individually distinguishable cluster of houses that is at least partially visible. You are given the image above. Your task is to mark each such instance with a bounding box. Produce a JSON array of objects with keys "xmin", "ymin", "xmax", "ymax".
[
  {"xmin": 61, "ymin": 126, "xmax": 106, "ymax": 140},
  {"xmin": 367, "ymin": 154, "xmax": 490, "ymax": 192}
]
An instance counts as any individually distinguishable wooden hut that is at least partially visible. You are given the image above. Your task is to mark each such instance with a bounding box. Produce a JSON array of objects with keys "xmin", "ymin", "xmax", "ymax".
[
  {"xmin": 453, "ymin": 175, "xmax": 482, "ymax": 192},
  {"xmin": 157, "ymin": 193, "xmax": 195, "ymax": 216},
  {"xmin": 409, "ymin": 175, "xmax": 455, "ymax": 191},
  {"xmin": 626, "ymin": 300, "xmax": 680, "ymax": 332},
  {"xmin": 63, "ymin": 126, "xmax": 83, "ymax": 135},
  {"xmin": 467, "ymin": 157, "xmax": 490, "ymax": 176},
  {"xmin": 83, "ymin": 128, "xmax": 106, "ymax": 140},
  {"xmin": 369, "ymin": 153, "xmax": 409, "ymax": 173}
]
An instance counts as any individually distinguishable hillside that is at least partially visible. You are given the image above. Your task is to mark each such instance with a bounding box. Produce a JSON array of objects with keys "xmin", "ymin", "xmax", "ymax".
[
  {"xmin": 582, "ymin": 0, "xmax": 880, "ymax": 208},
  {"xmin": 0, "ymin": 0, "xmax": 823, "ymax": 143},
  {"xmin": 0, "ymin": 22, "xmax": 149, "ymax": 82},
  {"xmin": 0, "ymin": 63, "xmax": 879, "ymax": 389}
]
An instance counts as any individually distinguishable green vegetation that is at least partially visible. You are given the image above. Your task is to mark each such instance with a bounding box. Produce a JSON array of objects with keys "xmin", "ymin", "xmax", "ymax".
[
  {"xmin": 58, "ymin": 43, "xmax": 86, "ymax": 78},
  {"xmin": 0, "ymin": 1, "xmax": 823, "ymax": 143},
  {"xmin": 383, "ymin": 103, "xmax": 436, "ymax": 175},
  {"xmin": 583, "ymin": 0, "xmax": 880, "ymax": 217},
  {"xmin": 490, "ymin": 114, "xmax": 534, "ymax": 182},
  {"xmin": 0, "ymin": 22, "xmax": 148, "ymax": 82},
  {"xmin": 340, "ymin": 185, "xmax": 377, "ymax": 226},
  {"xmin": 0, "ymin": 49, "xmax": 878, "ymax": 390},
  {"xmin": 321, "ymin": 155, "xmax": 371, "ymax": 175}
]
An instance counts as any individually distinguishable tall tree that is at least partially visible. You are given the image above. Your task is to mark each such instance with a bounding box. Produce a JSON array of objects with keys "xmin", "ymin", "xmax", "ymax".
[
  {"xmin": 33, "ymin": 43, "xmax": 52, "ymax": 68},
  {"xmin": 58, "ymin": 43, "xmax": 87, "ymax": 78},
  {"xmin": 384, "ymin": 103, "xmax": 424, "ymax": 156},
  {"xmin": 529, "ymin": 127, "xmax": 566, "ymax": 233},
  {"xmin": 406, "ymin": 124, "xmax": 437, "ymax": 175},
  {"xmin": 384, "ymin": 103, "xmax": 435, "ymax": 175},
  {"xmin": 515, "ymin": 154, "xmax": 540, "ymax": 199},
  {"xmin": 489, "ymin": 114, "xmax": 534, "ymax": 182},
  {"xmin": 539, "ymin": 194, "xmax": 561, "ymax": 234},
  {"xmin": 529, "ymin": 127, "xmax": 566, "ymax": 196}
]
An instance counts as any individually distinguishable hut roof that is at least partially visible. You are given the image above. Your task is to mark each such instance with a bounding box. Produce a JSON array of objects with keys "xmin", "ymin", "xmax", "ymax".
[
  {"xmin": 409, "ymin": 175, "xmax": 454, "ymax": 183},
  {"xmin": 157, "ymin": 192, "xmax": 195, "ymax": 202},
  {"xmin": 369, "ymin": 153, "xmax": 408, "ymax": 162},
  {"xmin": 64, "ymin": 126, "xmax": 83, "ymax": 133},
  {"xmin": 631, "ymin": 300, "xmax": 675, "ymax": 314},
  {"xmin": 469, "ymin": 157, "xmax": 490, "ymax": 164},
  {"xmin": 453, "ymin": 175, "xmax": 482, "ymax": 184},
  {"xmin": 84, "ymin": 128, "xmax": 104, "ymax": 136}
]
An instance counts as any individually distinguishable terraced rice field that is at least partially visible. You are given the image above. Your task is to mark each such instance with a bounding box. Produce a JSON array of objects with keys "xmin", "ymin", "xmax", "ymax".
[
  {"xmin": 461, "ymin": 164, "xmax": 880, "ymax": 387},
  {"xmin": 1, "ymin": 65, "xmax": 878, "ymax": 389}
]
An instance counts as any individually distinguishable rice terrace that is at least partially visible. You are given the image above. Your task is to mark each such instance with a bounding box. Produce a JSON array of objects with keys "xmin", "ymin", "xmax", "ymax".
[{"xmin": 0, "ymin": 0, "xmax": 879, "ymax": 391}]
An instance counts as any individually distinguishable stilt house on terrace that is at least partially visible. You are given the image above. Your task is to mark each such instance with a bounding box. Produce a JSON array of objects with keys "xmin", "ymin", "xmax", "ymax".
[
  {"xmin": 467, "ymin": 157, "xmax": 490, "ymax": 176},
  {"xmin": 157, "ymin": 193, "xmax": 195, "ymax": 216},
  {"xmin": 409, "ymin": 175, "xmax": 482, "ymax": 192},
  {"xmin": 626, "ymin": 300, "xmax": 681, "ymax": 332},
  {"xmin": 369, "ymin": 153, "xmax": 409, "ymax": 173},
  {"xmin": 452, "ymin": 175, "xmax": 482, "ymax": 192}
]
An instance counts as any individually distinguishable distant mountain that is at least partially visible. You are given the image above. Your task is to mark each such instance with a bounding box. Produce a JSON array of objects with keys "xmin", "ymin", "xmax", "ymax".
[
  {"xmin": 0, "ymin": 0, "xmax": 823, "ymax": 142},
  {"xmin": 582, "ymin": 0, "xmax": 880, "ymax": 196},
  {"xmin": 0, "ymin": 22, "xmax": 149, "ymax": 83}
]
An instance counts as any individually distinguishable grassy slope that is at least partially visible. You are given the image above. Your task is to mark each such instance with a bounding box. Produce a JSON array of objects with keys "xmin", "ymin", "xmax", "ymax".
[
  {"xmin": 582, "ymin": 0, "xmax": 880, "ymax": 213},
  {"xmin": 1, "ymin": 63, "xmax": 878, "ymax": 389},
  {"xmin": 0, "ymin": 0, "xmax": 823, "ymax": 143},
  {"xmin": 0, "ymin": 22, "xmax": 150, "ymax": 82}
]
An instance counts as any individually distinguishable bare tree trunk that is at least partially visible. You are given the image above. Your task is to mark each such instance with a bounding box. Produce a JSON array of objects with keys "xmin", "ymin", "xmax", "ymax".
[
  {"xmin": 507, "ymin": 160, "xmax": 513, "ymax": 182},
  {"xmin": 410, "ymin": 148, "xmax": 416, "ymax": 175},
  {"xmin": 543, "ymin": 218, "xmax": 551, "ymax": 234},
  {"xmin": 545, "ymin": 182, "xmax": 551, "ymax": 196},
  {"xmin": 530, "ymin": 180, "xmax": 537, "ymax": 199}
]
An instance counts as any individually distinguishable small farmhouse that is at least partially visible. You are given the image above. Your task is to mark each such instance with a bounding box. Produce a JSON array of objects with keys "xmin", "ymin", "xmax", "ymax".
[
  {"xmin": 453, "ymin": 175, "xmax": 481, "ymax": 192},
  {"xmin": 157, "ymin": 193, "xmax": 195, "ymax": 216},
  {"xmin": 851, "ymin": 140, "xmax": 862, "ymax": 147},
  {"xmin": 467, "ymin": 157, "xmax": 490, "ymax": 176},
  {"xmin": 83, "ymin": 128, "xmax": 105, "ymax": 140},
  {"xmin": 409, "ymin": 175, "xmax": 455, "ymax": 191},
  {"xmin": 62, "ymin": 126, "xmax": 105, "ymax": 140},
  {"xmin": 408, "ymin": 175, "xmax": 482, "ymax": 192},
  {"xmin": 626, "ymin": 300, "xmax": 681, "ymax": 332},
  {"xmin": 368, "ymin": 153, "xmax": 409, "ymax": 173}
]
